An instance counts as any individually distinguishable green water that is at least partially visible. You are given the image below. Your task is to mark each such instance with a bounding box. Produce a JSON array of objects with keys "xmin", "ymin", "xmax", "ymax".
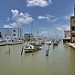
[{"xmin": 0, "ymin": 41, "xmax": 75, "ymax": 75}]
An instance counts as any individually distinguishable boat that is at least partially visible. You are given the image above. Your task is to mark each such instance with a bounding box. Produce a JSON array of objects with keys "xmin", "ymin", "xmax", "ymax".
[
  {"xmin": 0, "ymin": 40, "xmax": 6, "ymax": 46},
  {"xmin": 40, "ymin": 40, "xmax": 45, "ymax": 44},
  {"xmin": 24, "ymin": 44, "xmax": 42, "ymax": 53},
  {"xmin": 47, "ymin": 40, "xmax": 51, "ymax": 45},
  {"xmin": 53, "ymin": 40, "xmax": 58, "ymax": 45},
  {"xmin": 5, "ymin": 36, "xmax": 23, "ymax": 45},
  {"xmin": 31, "ymin": 40, "xmax": 42, "ymax": 46},
  {"xmin": 24, "ymin": 20, "xmax": 42, "ymax": 53}
]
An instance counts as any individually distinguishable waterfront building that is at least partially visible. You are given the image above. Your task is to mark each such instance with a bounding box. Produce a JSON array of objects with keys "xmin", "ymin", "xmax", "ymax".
[
  {"xmin": 70, "ymin": 5, "xmax": 75, "ymax": 43},
  {"xmin": 34, "ymin": 36, "xmax": 44, "ymax": 40},
  {"xmin": 24, "ymin": 33, "xmax": 34, "ymax": 40},
  {"xmin": 0, "ymin": 28, "xmax": 23, "ymax": 40},
  {"xmin": 63, "ymin": 30, "xmax": 71, "ymax": 42},
  {"xmin": 64, "ymin": 30, "xmax": 70, "ymax": 38}
]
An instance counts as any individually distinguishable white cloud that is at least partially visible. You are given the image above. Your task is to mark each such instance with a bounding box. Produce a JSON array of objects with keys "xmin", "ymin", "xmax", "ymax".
[
  {"xmin": 16, "ymin": 13, "xmax": 33, "ymax": 24},
  {"xmin": 4, "ymin": 22, "xmax": 18, "ymax": 28},
  {"xmin": 52, "ymin": 18, "xmax": 59, "ymax": 22},
  {"xmin": 26, "ymin": 0, "xmax": 52, "ymax": 7},
  {"xmin": 40, "ymin": 31, "xmax": 48, "ymax": 34},
  {"xmin": 38, "ymin": 15, "xmax": 58, "ymax": 22},
  {"xmin": 11, "ymin": 9, "xmax": 19, "ymax": 19},
  {"xmin": 11, "ymin": 10, "xmax": 33, "ymax": 24},
  {"xmin": 38, "ymin": 16, "xmax": 49, "ymax": 20},
  {"xmin": 64, "ymin": 16, "xmax": 70, "ymax": 20},
  {"xmin": 57, "ymin": 27, "xmax": 63, "ymax": 31},
  {"xmin": 57, "ymin": 24, "xmax": 70, "ymax": 31},
  {"xmin": 4, "ymin": 25, "xmax": 10, "ymax": 28},
  {"xmin": 4, "ymin": 9, "xmax": 33, "ymax": 28}
]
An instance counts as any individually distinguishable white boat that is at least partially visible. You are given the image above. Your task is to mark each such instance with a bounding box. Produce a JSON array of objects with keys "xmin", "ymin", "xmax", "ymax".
[
  {"xmin": 24, "ymin": 44, "xmax": 42, "ymax": 53},
  {"xmin": 47, "ymin": 40, "xmax": 51, "ymax": 45},
  {"xmin": 0, "ymin": 39, "xmax": 6, "ymax": 46},
  {"xmin": 5, "ymin": 36, "xmax": 23, "ymax": 45}
]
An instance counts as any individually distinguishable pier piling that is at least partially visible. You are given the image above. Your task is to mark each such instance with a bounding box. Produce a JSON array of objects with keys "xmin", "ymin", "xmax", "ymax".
[
  {"xmin": 46, "ymin": 50, "xmax": 49, "ymax": 56},
  {"xmin": 32, "ymin": 50, "xmax": 33, "ymax": 56},
  {"xmin": 9, "ymin": 46, "xmax": 10, "ymax": 54},
  {"xmin": 21, "ymin": 46, "xmax": 23, "ymax": 55}
]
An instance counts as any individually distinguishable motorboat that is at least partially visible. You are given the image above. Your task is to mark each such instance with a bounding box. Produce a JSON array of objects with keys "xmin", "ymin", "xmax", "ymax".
[
  {"xmin": 0, "ymin": 40, "xmax": 6, "ymax": 46},
  {"xmin": 24, "ymin": 44, "xmax": 42, "ymax": 53},
  {"xmin": 47, "ymin": 40, "xmax": 51, "ymax": 45}
]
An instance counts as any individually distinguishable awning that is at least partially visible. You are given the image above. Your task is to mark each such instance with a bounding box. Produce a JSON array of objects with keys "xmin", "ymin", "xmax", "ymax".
[{"xmin": 64, "ymin": 37, "xmax": 70, "ymax": 40}]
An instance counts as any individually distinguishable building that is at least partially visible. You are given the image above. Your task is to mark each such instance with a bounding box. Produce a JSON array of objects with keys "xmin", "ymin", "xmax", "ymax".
[
  {"xmin": 70, "ymin": 5, "xmax": 75, "ymax": 43},
  {"xmin": 63, "ymin": 30, "xmax": 71, "ymax": 42},
  {"xmin": 0, "ymin": 28, "xmax": 23, "ymax": 40},
  {"xmin": 24, "ymin": 33, "xmax": 33, "ymax": 39},
  {"xmin": 34, "ymin": 36, "xmax": 44, "ymax": 40},
  {"xmin": 64, "ymin": 30, "xmax": 70, "ymax": 38}
]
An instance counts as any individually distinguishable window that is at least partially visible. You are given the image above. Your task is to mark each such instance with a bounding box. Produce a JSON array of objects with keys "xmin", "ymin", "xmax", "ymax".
[
  {"xmin": 13, "ymin": 34, "xmax": 16, "ymax": 36},
  {"xmin": 73, "ymin": 20, "xmax": 75, "ymax": 23},
  {"xmin": 13, "ymin": 30, "xmax": 16, "ymax": 32},
  {"xmin": 72, "ymin": 26, "xmax": 75, "ymax": 31},
  {"xmin": 72, "ymin": 34, "xmax": 75, "ymax": 37}
]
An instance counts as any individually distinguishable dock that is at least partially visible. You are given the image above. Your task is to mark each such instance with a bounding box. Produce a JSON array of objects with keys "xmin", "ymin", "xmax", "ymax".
[{"xmin": 68, "ymin": 43, "xmax": 75, "ymax": 50}]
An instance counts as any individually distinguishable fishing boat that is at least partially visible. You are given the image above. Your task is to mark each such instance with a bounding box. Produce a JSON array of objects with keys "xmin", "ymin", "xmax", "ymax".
[{"xmin": 24, "ymin": 44, "xmax": 42, "ymax": 53}]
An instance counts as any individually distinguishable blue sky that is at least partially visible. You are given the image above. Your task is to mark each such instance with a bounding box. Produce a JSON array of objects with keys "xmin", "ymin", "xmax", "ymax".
[{"xmin": 0, "ymin": 0, "xmax": 75, "ymax": 38}]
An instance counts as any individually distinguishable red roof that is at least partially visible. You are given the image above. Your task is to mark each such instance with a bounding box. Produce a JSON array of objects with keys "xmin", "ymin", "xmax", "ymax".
[
  {"xmin": 64, "ymin": 30, "xmax": 70, "ymax": 32},
  {"xmin": 64, "ymin": 37, "xmax": 70, "ymax": 40}
]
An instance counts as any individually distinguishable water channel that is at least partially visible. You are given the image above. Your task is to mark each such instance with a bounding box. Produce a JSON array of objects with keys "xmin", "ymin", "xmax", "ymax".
[{"xmin": 0, "ymin": 40, "xmax": 75, "ymax": 75}]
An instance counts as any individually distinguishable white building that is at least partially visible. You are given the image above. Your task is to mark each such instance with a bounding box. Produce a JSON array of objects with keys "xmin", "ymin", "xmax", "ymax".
[
  {"xmin": 0, "ymin": 28, "xmax": 23, "ymax": 40},
  {"xmin": 64, "ymin": 30, "xmax": 70, "ymax": 38}
]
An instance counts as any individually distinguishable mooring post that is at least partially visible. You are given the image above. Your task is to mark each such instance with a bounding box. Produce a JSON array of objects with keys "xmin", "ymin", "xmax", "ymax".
[
  {"xmin": 32, "ymin": 50, "xmax": 33, "ymax": 56},
  {"xmin": 53, "ymin": 41, "xmax": 54, "ymax": 49},
  {"xmin": 9, "ymin": 46, "xmax": 10, "ymax": 54},
  {"xmin": 46, "ymin": 50, "xmax": 49, "ymax": 56},
  {"xmin": 21, "ymin": 46, "xmax": 23, "ymax": 55}
]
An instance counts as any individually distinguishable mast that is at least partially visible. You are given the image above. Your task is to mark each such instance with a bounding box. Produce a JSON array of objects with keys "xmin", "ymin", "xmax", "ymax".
[
  {"xmin": 30, "ymin": 20, "xmax": 33, "ymax": 44},
  {"xmin": 37, "ymin": 29, "xmax": 39, "ymax": 37}
]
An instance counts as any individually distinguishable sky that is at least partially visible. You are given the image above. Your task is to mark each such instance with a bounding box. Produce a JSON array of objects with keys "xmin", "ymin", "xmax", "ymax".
[{"xmin": 0, "ymin": 0, "xmax": 75, "ymax": 38}]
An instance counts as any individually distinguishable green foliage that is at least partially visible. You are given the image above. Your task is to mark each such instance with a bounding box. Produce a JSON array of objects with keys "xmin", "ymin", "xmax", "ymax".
[{"xmin": 25, "ymin": 37, "xmax": 30, "ymax": 41}]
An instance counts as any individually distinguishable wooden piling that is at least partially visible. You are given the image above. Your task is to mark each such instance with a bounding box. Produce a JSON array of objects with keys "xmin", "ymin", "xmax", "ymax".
[
  {"xmin": 21, "ymin": 46, "xmax": 24, "ymax": 55},
  {"xmin": 46, "ymin": 50, "xmax": 49, "ymax": 56},
  {"xmin": 32, "ymin": 50, "xmax": 33, "ymax": 56},
  {"xmin": 9, "ymin": 46, "xmax": 10, "ymax": 54}
]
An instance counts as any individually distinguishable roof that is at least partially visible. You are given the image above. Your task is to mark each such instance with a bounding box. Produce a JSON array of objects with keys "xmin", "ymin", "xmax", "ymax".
[
  {"xmin": 64, "ymin": 30, "xmax": 70, "ymax": 32},
  {"xmin": 64, "ymin": 37, "xmax": 70, "ymax": 40}
]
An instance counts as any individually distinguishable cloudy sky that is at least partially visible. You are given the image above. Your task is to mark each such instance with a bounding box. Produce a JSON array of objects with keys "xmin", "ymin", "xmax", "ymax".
[{"xmin": 0, "ymin": 0, "xmax": 75, "ymax": 38}]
